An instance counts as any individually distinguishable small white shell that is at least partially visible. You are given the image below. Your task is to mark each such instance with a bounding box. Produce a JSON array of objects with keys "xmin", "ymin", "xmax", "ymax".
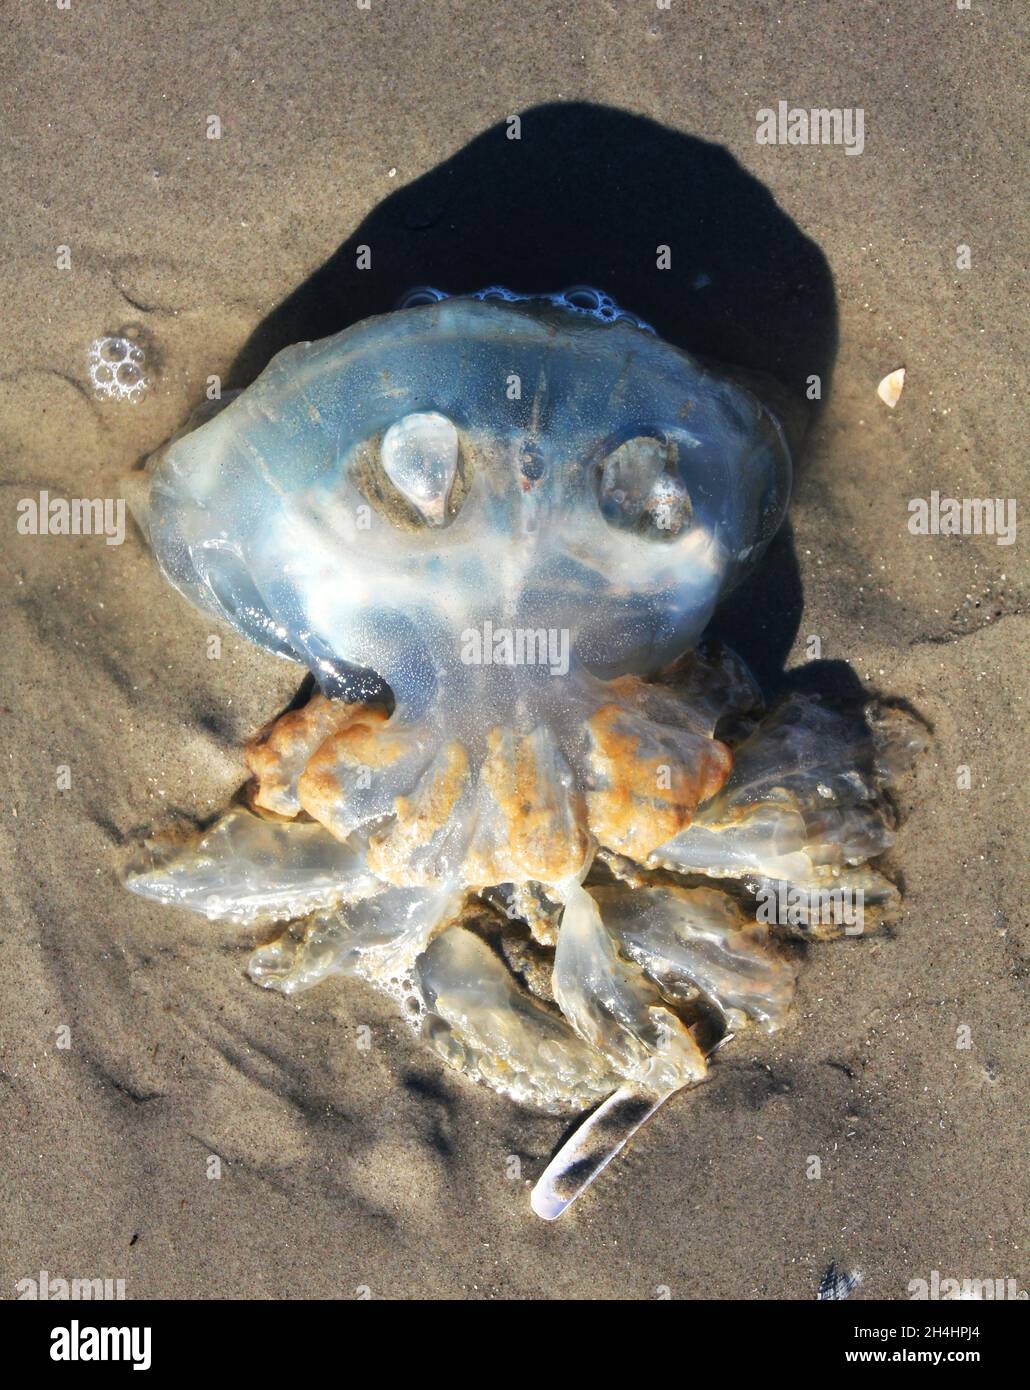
[{"xmin": 877, "ymin": 367, "xmax": 906, "ymax": 409}]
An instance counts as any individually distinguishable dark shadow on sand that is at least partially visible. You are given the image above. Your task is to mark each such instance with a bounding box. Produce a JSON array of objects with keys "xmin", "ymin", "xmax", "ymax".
[{"xmin": 229, "ymin": 102, "xmax": 839, "ymax": 694}]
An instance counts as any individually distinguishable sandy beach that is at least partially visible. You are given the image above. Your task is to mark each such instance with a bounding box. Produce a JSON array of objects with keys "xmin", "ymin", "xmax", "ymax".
[{"xmin": 1, "ymin": 0, "xmax": 1026, "ymax": 1299}]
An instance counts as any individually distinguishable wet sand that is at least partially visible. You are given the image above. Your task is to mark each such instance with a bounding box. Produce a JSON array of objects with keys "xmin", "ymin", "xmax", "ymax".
[{"xmin": 1, "ymin": 1, "xmax": 1027, "ymax": 1298}]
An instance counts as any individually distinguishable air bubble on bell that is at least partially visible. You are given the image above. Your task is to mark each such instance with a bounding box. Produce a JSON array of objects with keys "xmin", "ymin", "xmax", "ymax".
[
  {"xmin": 380, "ymin": 411, "xmax": 459, "ymax": 526},
  {"xmin": 598, "ymin": 436, "xmax": 670, "ymax": 528},
  {"xmin": 396, "ymin": 286, "xmax": 448, "ymax": 309},
  {"xmin": 459, "ymin": 284, "xmax": 656, "ymax": 333},
  {"xmin": 475, "ymin": 285, "xmax": 522, "ymax": 303},
  {"xmin": 564, "ymin": 285, "xmax": 604, "ymax": 313}
]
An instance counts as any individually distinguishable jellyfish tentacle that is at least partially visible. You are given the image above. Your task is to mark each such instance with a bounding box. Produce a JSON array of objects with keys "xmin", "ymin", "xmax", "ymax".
[
  {"xmin": 124, "ymin": 807, "xmax": 379, "ymax": 926},
  {"xmin": 552, "ymin": 884, "xmax": 708, "ymax": 1092},
  {"xmin": 414, "ymin": 924, "xmax": 619, "ymax": 1113}
]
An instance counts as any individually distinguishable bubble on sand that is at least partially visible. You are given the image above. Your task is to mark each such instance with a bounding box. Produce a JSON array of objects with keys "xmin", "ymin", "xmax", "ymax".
[{"xmin": 89, "ymin": 334, "xmax": 149, "ymax": 403}]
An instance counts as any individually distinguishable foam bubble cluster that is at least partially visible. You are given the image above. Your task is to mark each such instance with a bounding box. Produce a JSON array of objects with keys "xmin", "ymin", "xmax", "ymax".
[{"xmin": 89, "ymin": 335, "xmax": 148, "ymax": 403}]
